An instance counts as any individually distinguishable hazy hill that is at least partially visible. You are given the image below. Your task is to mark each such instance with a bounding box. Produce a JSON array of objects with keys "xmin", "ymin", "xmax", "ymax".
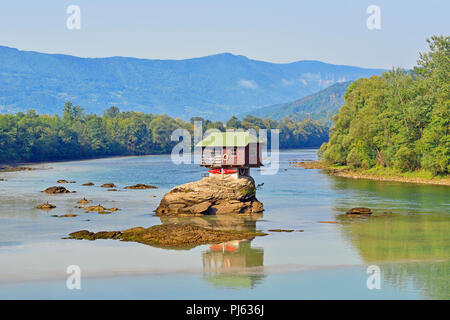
[
  {"xmin": 245, "ymin": 81, "xmax": 351, "ymax": 124},
  {"xmin": 0, "ymin": 46, "xmax": 382, "ymax": 120}
]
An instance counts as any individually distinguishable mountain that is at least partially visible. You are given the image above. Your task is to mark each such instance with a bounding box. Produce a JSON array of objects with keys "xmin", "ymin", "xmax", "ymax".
[
  {"xmin": 244, "ymin": 81, "xmax": 352, "ymax": 124},
  {"xmin": 0, "ymin": 46, "xmax": 382, "ymax": 120}
]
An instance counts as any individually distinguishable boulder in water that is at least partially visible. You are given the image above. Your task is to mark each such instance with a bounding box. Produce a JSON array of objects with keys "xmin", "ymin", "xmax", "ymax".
[
  {"xmin": 101, "ymin": 183, "xmax": 116, "ymax": 188},
  {"xmin": 155, "ymin": 176, "xmax": 263, "ymax": 216},
  {"xmin": 41, "ymin": 186, "xmax": 71, "ymax": 194}
]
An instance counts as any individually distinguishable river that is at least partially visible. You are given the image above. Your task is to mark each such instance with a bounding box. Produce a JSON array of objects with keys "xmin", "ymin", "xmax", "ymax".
[{"xmin": 0, "ymin": 149, "xmax": 448, "ymax": 299}]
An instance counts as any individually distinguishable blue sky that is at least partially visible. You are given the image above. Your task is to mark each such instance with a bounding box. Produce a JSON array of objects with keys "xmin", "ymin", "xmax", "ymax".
[{"xmin": 0, "ymin": 0, "xmax": 448, "ymax": 68}]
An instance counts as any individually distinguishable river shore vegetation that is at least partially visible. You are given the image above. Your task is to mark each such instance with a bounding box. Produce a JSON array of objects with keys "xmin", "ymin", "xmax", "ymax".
[
  {"xmin": 0, "ymin": 104, "xmax": 328, "ymax": 163},
  {"xmin": 319, "ymin": 36, "xmax": 449, "ymax": 178}
]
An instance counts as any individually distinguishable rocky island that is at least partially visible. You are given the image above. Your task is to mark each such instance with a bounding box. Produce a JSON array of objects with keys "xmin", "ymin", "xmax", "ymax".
[{"xmin": 155, "ymin": 175, "xmax": 263, "ymax": 216}]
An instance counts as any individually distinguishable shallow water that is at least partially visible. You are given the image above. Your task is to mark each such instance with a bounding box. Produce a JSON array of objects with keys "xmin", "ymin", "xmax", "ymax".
[{"xmin": 0, "ymin": 149, "xmax": 448, "ymax": 299}]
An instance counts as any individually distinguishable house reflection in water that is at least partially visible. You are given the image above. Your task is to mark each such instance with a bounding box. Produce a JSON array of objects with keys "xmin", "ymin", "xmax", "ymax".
[
  {"xmin": 202, "ymin": 239, "xmax": 265, "ymax": 289},
  {"xmin": 159, "ymin": 215, "xmax": 266, "ymax": 289}
]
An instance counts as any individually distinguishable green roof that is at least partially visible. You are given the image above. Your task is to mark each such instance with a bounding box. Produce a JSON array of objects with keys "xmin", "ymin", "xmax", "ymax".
[{"xmin": 196, "ymin": 132, "xmax": 264, "ymax": 147}]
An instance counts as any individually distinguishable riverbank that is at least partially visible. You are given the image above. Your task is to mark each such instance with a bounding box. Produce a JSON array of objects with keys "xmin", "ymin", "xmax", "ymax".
[{"xmin": 293, "ymin": 161, "xmax": 450, "ymax": 186}]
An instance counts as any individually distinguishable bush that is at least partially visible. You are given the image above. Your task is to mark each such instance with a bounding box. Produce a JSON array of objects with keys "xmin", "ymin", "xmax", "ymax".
[{"xmin": 395, "ymin": 147, "xmax": 419, "ymax": 172}]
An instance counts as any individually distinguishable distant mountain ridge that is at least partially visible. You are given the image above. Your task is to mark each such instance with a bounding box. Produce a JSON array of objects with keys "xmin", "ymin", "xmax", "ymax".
[
  {"xmin": 0, "ymin": 46, "xmax": 383, "ymax": 120},
  {"xmin": 245, "ymin": 81, "xmax": 352, "ymax": 125}
]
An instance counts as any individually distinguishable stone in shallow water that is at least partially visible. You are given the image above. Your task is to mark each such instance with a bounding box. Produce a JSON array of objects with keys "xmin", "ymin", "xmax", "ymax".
[
  {"xmin": 35, "ymin": 202, "xmax": 56, "ymax": 210},
  {"xmin": 101, "ymin": 183, "xmax": 116, "ymax": 188},
  {"xmin": 65, "ymin": 224, "xmax": 267, "ymax": 248},
  {"xmin": 346, "ymin": 207, "xmax": 372, "ymax": 215},
  {"xmin": 77, "ymin": 198, "xmax": 90, "ymax": 204},
  {"xmin": 84, "ymin": 204, "xmax": 119, "ymax": 214},
  {"xmin": 41, "ymin": 186, "xmax": 71, "ymax": 194},
  {"xmin": 268, "ymin": 229, "xmax": 295, "ymax": 232},
  {"xmin": 124, "ymin": 184, "xmax": 157, "ymax": 189},
  {"xmin": 52, "ymin": 214, "xmax": 78, "ymax": 218}
]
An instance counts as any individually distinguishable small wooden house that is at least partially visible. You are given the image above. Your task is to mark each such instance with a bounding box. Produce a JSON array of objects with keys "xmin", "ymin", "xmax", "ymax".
[{"xmin": 196, "ymin": 132, "xmax": 264, "ymax": 178}]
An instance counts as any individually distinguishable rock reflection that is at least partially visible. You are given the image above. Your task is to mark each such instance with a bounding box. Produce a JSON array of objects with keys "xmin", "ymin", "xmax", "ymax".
[
  {"xmin": 160, "ymin": 214, "xmax": 266, "ymax": 288},
  {"xmin": 159, "ymin": 214, "xmax": 263, "ymax": 233}
]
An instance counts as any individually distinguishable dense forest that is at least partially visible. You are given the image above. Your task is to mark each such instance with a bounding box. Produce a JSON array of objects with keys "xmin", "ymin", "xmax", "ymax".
[
  {"xmin": 319, "ymin": 36, "xmax": 449, "ymax": 176},
  {"xmin": 0, "ymin": 104, "xmax": 328, "ymax": 163}
]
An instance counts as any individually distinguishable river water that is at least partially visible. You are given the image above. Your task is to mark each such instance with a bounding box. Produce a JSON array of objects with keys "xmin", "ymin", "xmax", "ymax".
[{"xmin": 0, "ymin": 149, "xmax": 448, "ymax": 299}]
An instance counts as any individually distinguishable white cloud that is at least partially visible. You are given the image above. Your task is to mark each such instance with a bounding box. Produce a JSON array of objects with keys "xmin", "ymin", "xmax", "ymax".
[
  {"xmin": 238, "ymin": 79, "xmax": 258, "ymax": 89},
  {"xmin": 281, "ymin": 78, "xmax": 294, "ymax": 86}
]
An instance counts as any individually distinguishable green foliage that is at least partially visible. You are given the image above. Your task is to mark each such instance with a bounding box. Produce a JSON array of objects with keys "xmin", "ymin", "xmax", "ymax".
[
  {"xmin": 0, "ymin": 105, "xmax": 328, "ymax": 163},
  {"xmin": 241, "ymin": 186, "xmax": 256, "ymax": 196},
  {"xmin": 320, "ymin": 36, "xmax": 450, "ymax": 176},
  {"xmin": 229, "ymin": 116, "xmax": 329, "ymax": 149}
]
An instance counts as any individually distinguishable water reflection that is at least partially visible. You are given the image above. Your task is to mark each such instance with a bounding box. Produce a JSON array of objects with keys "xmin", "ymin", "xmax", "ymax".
[
  {"xmin": 328, "ymin": 176, "xmax": 450, "ymax": 299},
  {"xmin": 159, "ymin": 214, "xmax": 266, "ymax": 288},
  {"xmin": 336, "ymin": 205, "xmax": 449, "ymax": 298},
  {"xmin": 202, "ymin": 239, "xmax": 265, "ymax": 289},
  {"xmin": 159, "ymin": 214, "xmax": 263, "ymax": 233},
  {"xmin": 330, "ymin": 177, "xmax": 450, "ymax": 215}
]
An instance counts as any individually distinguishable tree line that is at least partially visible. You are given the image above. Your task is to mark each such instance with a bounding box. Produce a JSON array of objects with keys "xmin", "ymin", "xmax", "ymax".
[
  {"xmin": 319, "ymin": 36, "xmax": 449, "ymax": 175},
  {"xmin": 0, "ymin": 104, "xmax": 328, "ymax": 163}
]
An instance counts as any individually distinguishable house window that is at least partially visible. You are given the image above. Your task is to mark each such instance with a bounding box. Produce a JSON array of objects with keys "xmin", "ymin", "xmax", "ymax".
[{"xmin": 231, "ymin": 147, "xmax": 237, "ymax": 156}]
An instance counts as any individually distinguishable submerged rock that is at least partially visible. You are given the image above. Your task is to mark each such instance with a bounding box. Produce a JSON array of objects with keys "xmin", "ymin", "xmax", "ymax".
[
  {"xmin": 35, "ymin": 202, "xmax": 56, "ymax": 210},
  {"xmin": 155, "ymin": 176, "xmax": 263, "ymax": 216},
  {"xmin": 84, "ymin": 205, "xmax": 107, "ymax": 213},
  {"xmin": 124, "ymin": 184, "xmax": 157, "ymax": 189},
  {"xmin": 0, "ymin": 166, "xmax": 35, "ymax": 172},
  {"xmin": 101, "ymin": 183, "xmax": 116, "ymax": 188},
  {"xmin": 52, "ymin": 214, "xmax": 78, "ymax": 218},
  {"xmin": 82, "ymin": 182, "xmax": 94, "ymax": 186},
  {"xmin": 41, "ymin": 186, "xmax": 71, "ymax": 194},
  {"xmin": 346, "ymin": 207, "xmax": 372, "ymax": 215},
  {"xmin": 57, "ymin": 179, "xmax": 68, "ymax": 183},
  {"xmin": 77, "ymin": 198, "xmax": 91, "ymax": 205},
  {"xmin": 84, "ymin": 204, "xmax": 119, "ymax": 214},
  {"xmin": 65, "ymin": 223, "xmax": 267, "ymax": 248}
]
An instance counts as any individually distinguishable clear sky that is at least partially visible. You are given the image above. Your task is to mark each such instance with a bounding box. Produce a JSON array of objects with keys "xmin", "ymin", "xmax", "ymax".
[{"xmin": 0, "ymin": 0, "xmax": 448, "ymax": 69}]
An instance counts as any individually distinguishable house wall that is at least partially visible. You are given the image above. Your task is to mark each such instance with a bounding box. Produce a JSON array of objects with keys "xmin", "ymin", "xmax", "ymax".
[
  {"xmin": 201, "ymin": 144, "xmax": 262, "ymax": 167},
  {"xmin": 245, "ymin": 143, "xmax": 262, "ymax": 167},
  {"xmin": 221, "ymin": 147, "xmax": 246, "ymax": 166}
]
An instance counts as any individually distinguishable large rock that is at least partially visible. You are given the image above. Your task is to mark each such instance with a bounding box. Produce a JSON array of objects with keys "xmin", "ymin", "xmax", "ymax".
[{"xmin": 155, "ymin": 176, "xmax": 263, "ymax": 215}]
